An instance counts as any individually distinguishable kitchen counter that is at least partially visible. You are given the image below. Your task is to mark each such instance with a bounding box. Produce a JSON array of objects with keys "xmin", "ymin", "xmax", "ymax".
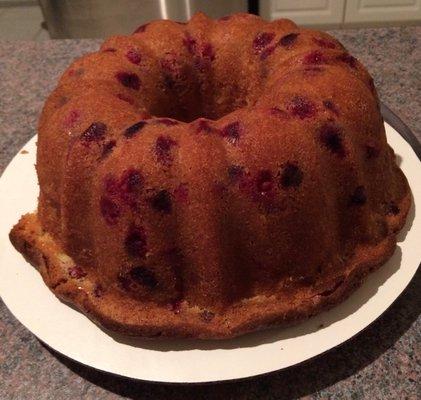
[{"xmin": 0, "ymin": 26, "xmax": 420, "ymax": 400}]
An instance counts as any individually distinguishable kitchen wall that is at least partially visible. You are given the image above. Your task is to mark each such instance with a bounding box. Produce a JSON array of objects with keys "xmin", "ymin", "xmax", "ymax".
[
  {"xmin": 260, "ymin": 0, "xmax": 421, "ymax": 28},
  {"xmin": 0, "ymin": 0, "xmax": 420, "ymax": 41},
  {"xmin": 0, "ymin": 1, "xmax": 47, "ymax": 40}
]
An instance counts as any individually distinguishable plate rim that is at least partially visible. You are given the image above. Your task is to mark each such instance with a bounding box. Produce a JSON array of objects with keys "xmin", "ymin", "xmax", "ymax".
[{"xmin": 380, "ymin": 103, "xmax": 421, "ymax": 160}]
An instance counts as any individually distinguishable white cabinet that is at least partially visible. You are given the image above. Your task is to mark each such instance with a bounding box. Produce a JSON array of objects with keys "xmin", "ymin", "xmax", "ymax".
[
  {"xmin": 260, "ymin": 0, "xmax": 421, "ymax": 26},
  {"xmin": 345, "ymin": 0, "xmax": 421, "ymax": 23},
  {"xmin": 260, "ymin": 0, "xmax": 345, "ymax": 25}
]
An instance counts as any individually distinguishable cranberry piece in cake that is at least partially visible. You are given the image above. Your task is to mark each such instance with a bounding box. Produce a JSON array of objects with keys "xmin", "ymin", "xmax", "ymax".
[
  {"xmin": 115, "ymin": 72, "xmax": 141, "ymax": 90},
  {"xmin": 126, "ymin": 48, "xmax": 142, "ymax": 65},
  {"xmin": 337, "ymin": 53, "xmax": 357, "ymax": 68},
  {"xmin": 118, "ymin": 169, "xmax": 144, "ymax": 208},
  {"xmin": 120, "ymin": 169, "xmax": 143, "ymax": 193},
  {"xmin": 64, "ymin": 110, "xmax": 81, "ymax": 129},
  {"xmin": 129, "ymin": 266, "xmax": 158, "ymax": 289},
  {"xmin": 221, "ymin": 121, "xmax": 242, "ymax": 145},
  {"xmin": 183, "ymin": 33, "xmax": 197, "ymax": 54},
  {"xmin": 228, "ymin": 165, "xmax": 245, "ymax": 183},
  {"xmin": 279, "ymin": 32, "xmax": 299, "ymax": 48},
  {"xmin": 318, "ymin": 123, "xmax": 346, "ymax": 157},
  {"xmin": 80, "ymin": 122, "xmax": 107, "ymax": 142},
  {"xmin": 200, "ymin": 310, "xmax": 215, "ymax": 322},
  {"xmin": 101, "ymin": 140, "xmax": 116, "ymax": 158},
  {"xmin": 253, "ymin": 32, "xmax": 275, "ymax": 54},
  {"xmin": 196, "ymin": 119, "xmax": 213, "ymax": 134},
  {"xmin": 104, "ymin": 174, "xmax": 119, "ymax": 195},
  {"xmin": 155, "ymin": 136, "xmax": 178, "ymax": 165},
  {"xmin": 200, "ymin": 42, "xmax": 215, "ymax": 61},
  {"xmin": 68, "ymin": 266, "xmax": 87, "ymax": 279},
  {"xmin": 93, "ymin": 284, "xmax": 104, "ymax": 297},
  {"xmin": 287, "ymin": 96, "xmax": 316, "ymax": 119},
  {"xmin": 349, "ymin": 186, "xmax": 367, "ymax": 206},
  {"xmin": 303, "ymin": 51, "xmax": 326, "ymax": 65},
  {"xmin": 260, "ymin": 46, "xmax": 275, "ymax": 60},
  {"xmin": 323, "ymin": 100, "xmax": 339, "ymax": 115},
  {"xmin": 365, "ymin": 143, "xmax": 381, "ymax": 159},
  {"xmin": 256, "ymin": 170, "xmax": 274, "ymax": 195},
  {"xmin": 279, "ymin": 163, "xmax": 303, "ymax": 188},
  {"xmin": 125, "ymin": 226, "xmax": 147, "ymax": 258},
  {"xmin": 150, "ymin": 190, "xmax": 172, "ymax": 214},
  {"xmin": 100, "ymin": 196, "xmax": 121, "ymax": 225},
  {"xmin": 387, "ymin": 201, "xmax": 400, "ymax": 215},
  {"xmin": 124, "ymin": 121, "xmax": 147, "ymax": 138}
]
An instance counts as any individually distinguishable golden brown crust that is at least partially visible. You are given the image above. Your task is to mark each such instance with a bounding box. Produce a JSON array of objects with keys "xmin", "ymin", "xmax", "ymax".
[
  {"xmin": 9, "ymin": 188, "xmax": 410, "ymax": 339},
  {"xmin": 10, "ymin": 13, "xmax": 413, "ymax": 339}
]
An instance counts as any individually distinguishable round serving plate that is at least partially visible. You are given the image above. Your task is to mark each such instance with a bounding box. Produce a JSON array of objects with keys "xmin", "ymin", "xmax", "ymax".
[{"xmin": 0, "ymin": 108, "xmax": 420, "ymax": 384}]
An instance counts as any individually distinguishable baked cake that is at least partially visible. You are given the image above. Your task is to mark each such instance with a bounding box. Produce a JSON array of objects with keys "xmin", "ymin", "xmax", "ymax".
[{"xmin": 10, "ymin": 13, "xmax": 411, "ymax": 339}]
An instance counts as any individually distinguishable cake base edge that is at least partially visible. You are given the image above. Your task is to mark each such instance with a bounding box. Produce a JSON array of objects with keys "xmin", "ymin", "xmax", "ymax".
[{"xmin": 9, "ymin": 191, "xmax": 411, "ymax": 339}]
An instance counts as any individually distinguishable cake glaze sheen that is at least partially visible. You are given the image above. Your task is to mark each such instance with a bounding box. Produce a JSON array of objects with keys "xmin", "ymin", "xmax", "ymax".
[{"xmin": 10, "ymin": 13, "xmax": 411, "ymax": 339}]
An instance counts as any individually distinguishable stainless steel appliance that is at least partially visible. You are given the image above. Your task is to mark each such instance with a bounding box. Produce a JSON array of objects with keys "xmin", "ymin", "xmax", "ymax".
[{"xmin": 39, "ymin": 0, "xmax": 249, "ymax": 39}]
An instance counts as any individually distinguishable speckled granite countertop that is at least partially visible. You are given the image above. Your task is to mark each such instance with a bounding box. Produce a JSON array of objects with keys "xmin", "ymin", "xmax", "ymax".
[{"xmin": 0, "ymin": 26, "xmax": 420, "ymax": 400}]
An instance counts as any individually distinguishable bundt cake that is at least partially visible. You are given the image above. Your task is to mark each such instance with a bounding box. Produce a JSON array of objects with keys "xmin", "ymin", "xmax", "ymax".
[{"xmin": 10, "ymin": 13, "xmax": 411, "ymax": 339}]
